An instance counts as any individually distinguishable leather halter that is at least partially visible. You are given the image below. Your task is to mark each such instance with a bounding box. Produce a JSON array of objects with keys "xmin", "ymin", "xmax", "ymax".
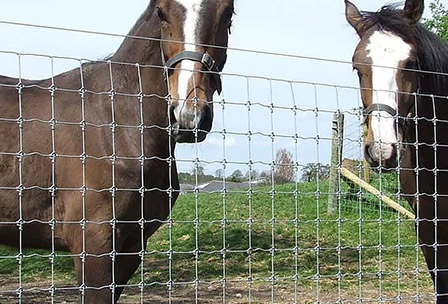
[
  {"xmin": 364, "ymin": 103, "xmax": 397, "ymax": 118},
  {"xmin": 363, "ymin": 60, "xmax": 422, "ymax": 127},
  {"xmin": 164, "ymin": 51, "xmax": 223, "ymax": 94}
]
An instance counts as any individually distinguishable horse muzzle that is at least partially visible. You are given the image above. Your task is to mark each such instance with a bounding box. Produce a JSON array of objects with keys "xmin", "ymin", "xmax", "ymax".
[
  {"xmin": 364, "ymin": 142, "xmax": 398, "ymax": 172},
  {"xmin": 169, "ymin": 103, "xmax": 212, "ymax": 143}
]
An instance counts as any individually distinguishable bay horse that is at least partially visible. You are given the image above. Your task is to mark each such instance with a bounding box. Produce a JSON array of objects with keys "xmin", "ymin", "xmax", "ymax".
[
  {"xmin": 345, "ymin": 0, "xmax": 448, "ymax": 301},
  {"xmin": 0, "ymin": 0, "xmax": 233, "ymax": 303}
]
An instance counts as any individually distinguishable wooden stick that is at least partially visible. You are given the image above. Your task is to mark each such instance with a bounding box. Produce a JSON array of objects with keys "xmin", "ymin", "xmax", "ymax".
[{"xmin": 340, "ymin": 167, "xmax": 415, "ymax": 220}]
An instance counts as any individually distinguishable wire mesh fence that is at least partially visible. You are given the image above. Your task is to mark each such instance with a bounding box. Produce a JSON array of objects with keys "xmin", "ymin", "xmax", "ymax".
[
  {"xmin": 339, "ymin": 110, "xmax": 413, "ymax": 217},
  {"xmin": 0, "ymin": 15, "xmax": 440, "ymax": 304}
]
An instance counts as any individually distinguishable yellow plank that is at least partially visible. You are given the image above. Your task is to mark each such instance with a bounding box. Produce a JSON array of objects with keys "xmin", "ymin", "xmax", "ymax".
[{"xmin": 340, "ymin": 168, "xmax": 415, "ymax": 220}]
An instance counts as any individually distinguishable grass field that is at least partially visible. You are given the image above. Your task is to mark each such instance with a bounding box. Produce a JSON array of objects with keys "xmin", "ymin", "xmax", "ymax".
[{"xmin": 0, "ymin": 179, "xmax": 435, "ymax": 302}]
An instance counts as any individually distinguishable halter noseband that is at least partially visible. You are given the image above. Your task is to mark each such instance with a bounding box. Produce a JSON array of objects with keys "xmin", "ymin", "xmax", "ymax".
[
  {"xmin": 164, "ymin": 51, "xmax": 223, "ymax": 94},
  {"xmin": 364, "ymin": 103, "xmax": 397, "ymax": 119}
]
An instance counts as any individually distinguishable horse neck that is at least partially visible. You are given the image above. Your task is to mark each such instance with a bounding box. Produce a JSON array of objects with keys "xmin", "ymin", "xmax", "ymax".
[
  {"xmin": 416, "ymin": 61, "xmax": 448, "ymax": 123},
  {"xmin": 110, "ymin": 4, "xmax": 166, "ymax": 98},
  {"xmin": 112, "ymin": 3, "xmax": 160, "ymax": 64},
  {"xmin": 400, "ymin": 28, "xmax": 448, "ymax": 173},
  {"xmin": 415, "ymin": 25, "xmax": 448, "ymax": 107},
  {"xmin": 104, "ymin": 5, "xmax": 173, "ymax": 155},
  {"xmin": 110, "ymin": 5, "xmax": 169, "ymax": 111}
]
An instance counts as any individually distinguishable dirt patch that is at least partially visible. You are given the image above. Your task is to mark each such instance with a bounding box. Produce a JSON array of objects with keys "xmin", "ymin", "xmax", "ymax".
[{"xmin": 0, "ymin": 280, "xmax": 436, "ymax": 303}]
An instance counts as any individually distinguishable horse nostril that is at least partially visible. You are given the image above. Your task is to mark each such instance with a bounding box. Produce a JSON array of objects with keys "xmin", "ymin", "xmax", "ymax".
[
  {"xmin": 386, "ymin": 145, "xmax": 399, "ymax": 169},
  {"xmin": 168, "ymin": 105, "xmax": 177, "ymax": 125},
  {"xmin": 364, "ymin": 143, "xmax": 375, "ymax": 161},
  {"xmin": 198, "ymin": 104, "xmax": 212, "ymax": 132}
]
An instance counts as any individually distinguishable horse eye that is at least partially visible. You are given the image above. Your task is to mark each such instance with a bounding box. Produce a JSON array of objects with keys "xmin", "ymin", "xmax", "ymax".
[{"xmin": 156, "ymin": 7, "xmax": 167, "ymax": 22}]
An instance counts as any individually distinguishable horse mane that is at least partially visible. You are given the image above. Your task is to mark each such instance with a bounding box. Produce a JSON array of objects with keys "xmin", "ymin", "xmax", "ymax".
[
  {"xmin": 414, "ymin": 24, "xmax": 448, "ymax": 95},
  {"xmin": 108, "ymin": 1, "xmax": 161, "ymax": 64},
  {"xmin": 361, "ymin": 4, "xmax": 448, "ymax": 96},
  {"xmin": 127, "ymin": 1, "xmax": 157, "ymax": 37},
  {"xmin": 361, "ymin": 4, "xmax": 410, "ymax": 37}
]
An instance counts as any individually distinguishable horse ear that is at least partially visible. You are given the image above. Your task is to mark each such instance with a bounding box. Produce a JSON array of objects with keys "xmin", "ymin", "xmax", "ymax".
[
  {"xmin": 345, "ymin": 0, "xmax": 364, "ymax": 36},
  {"xmin": 403, "ymin": 0, "xmax": 424, "ymax": 24}
]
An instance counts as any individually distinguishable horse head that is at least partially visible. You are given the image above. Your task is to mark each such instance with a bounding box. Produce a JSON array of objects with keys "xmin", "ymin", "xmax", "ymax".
[
  {"xmin": 154, "ymin": 0, "xmax": 234, "ymax": 143},
  {"xmin": 345, "ymin": 0, "xmax": 423, "ymax": 170}
]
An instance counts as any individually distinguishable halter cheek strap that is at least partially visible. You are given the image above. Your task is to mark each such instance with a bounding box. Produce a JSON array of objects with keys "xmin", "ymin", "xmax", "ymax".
[{"xmin": 164, "ymin": 51, "xmax": 223, "ymax": 94}]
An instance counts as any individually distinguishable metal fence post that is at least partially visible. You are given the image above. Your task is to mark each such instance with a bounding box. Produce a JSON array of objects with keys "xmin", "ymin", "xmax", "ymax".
[{"xmin": 328, "ymin": 112, "xmax": 344, "ymax": 214}]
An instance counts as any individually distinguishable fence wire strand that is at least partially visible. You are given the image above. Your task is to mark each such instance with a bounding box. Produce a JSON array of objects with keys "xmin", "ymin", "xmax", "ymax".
[{"xmin": 1, "ymin": 18, "xmax": 448, "ymax": 304}]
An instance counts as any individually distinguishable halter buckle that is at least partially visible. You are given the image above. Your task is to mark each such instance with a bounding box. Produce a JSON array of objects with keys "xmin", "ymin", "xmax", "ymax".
[{"xmin": 201, "ymin": 53, "xmax": 216, "ymax": 71}]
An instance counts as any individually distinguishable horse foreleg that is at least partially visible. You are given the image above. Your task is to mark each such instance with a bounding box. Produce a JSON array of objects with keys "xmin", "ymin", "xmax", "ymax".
[
  {"xmin": 73, "ymin": 225, "xmax": 154, "ymax": 303},
  {"xmin": 111, "ymin": 222, "xmax": 164, "ymax": 301},
  {"xmin": 112, "ymin": 240, "xmax": 146, "ymax": 301},
  {"xmin": 68, "ymin": 223, "xmax": 116, "ymax": 304},
  {"xmin": 73, "ymin": 254, "xmax": 115, "ymax": 303}
]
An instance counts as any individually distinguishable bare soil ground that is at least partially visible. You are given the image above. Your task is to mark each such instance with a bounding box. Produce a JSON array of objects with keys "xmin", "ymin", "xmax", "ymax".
[{"xmin": 0, "ymin": 279, "xmax": 437, "ymax": 303}]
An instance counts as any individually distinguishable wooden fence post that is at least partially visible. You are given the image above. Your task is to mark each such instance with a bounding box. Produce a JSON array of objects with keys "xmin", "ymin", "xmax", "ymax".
[
  {"xmin": 328, "ymin": 113, "xmax": 344, "ymax": 214},
  {"xmin": 363, "ymin": 160, "xmax": 371, "ymax": 183},
  {"xmin": 362, "ymin": 123, "xmax": 371, "ymax": 183}
]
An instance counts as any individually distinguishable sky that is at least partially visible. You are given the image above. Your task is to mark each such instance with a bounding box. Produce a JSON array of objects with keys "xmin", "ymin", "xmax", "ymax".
[{"xmin": 0, "ymin": 0, "xmax": 445, "ymax": 177}]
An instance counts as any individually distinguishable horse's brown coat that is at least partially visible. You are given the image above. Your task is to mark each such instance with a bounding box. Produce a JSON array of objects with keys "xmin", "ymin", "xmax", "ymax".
[
  {"xmin": 346, "ymin": 0, "xmax": 448, "ymax": 302},
  {"xmin": 0, "ymin": 0, "xmax": 233, "ymax": 303}
]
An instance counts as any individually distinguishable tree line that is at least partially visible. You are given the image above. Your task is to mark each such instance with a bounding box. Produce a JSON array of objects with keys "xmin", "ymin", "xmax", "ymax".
[
  {"xmin": 178, "ymin": 148, "xmax": 330, "ymax": 185},
  {"xmin": 425, "ymin": 0, "xmax": 448, "ymax": 41}
]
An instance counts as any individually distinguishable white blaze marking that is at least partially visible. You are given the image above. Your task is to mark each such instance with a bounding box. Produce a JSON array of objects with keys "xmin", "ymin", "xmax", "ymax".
[
  {"xmin": 366, "ymin": 31, "xmax": 412, "ymax": 160},
  {"xmin": 174, "ymin": 0, "xmax": 204, "ymax": 125}
]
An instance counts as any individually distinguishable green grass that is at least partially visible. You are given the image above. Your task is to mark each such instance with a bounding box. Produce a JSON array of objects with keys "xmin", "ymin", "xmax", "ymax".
[
  {"xmin": 141, "ymin": 181, "xmax": 431, "ymax": 293},
  {"xmin": 0, "ymin": 181, "xmax": 432, "ymax": 295},
  {"xmin": 0, "ymin": 247, "xmax": 75, "ymax": 283}
]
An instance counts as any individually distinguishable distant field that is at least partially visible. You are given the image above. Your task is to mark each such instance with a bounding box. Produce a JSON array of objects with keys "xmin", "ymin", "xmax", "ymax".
[{"xmin": 0, "ymin": 180, "xmax": 435, "ymax": 302}]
